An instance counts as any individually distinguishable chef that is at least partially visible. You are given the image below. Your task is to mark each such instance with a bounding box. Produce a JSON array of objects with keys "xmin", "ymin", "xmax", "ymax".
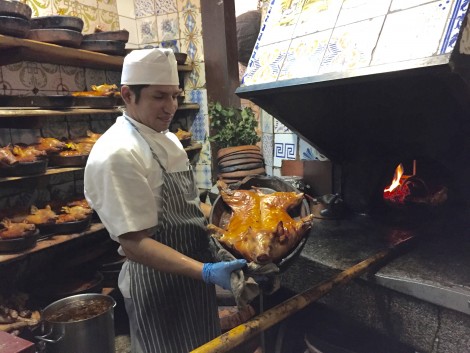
[{"xmin": 84, "ymin": 48, "xmax": 246, "ymax": 353}]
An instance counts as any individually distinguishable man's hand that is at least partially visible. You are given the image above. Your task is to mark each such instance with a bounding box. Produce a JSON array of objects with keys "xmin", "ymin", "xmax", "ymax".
[{"xmin": 202, "ymin": 259, "xmax": 247, "ymax": 290}]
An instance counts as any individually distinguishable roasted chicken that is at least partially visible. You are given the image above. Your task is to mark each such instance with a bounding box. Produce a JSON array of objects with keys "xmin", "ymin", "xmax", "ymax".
[{"xmin": 207, "ymin": 181, "xmax": 314, "ymax": 264}]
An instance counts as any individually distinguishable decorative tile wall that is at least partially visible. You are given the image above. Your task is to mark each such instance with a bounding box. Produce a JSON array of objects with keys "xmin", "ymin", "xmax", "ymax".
[{"xmin": 242, "ymin": 0, "xmax": 470, "ymax": 176}]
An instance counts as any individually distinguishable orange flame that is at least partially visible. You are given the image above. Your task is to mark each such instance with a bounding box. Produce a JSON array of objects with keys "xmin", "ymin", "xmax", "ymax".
[{"xmin": 384, "ymin": 164, "xmax": 404, "ymax": 193}]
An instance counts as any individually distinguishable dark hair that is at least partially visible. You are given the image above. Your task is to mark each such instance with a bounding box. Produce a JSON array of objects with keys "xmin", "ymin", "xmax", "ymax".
[{"xmin": 127, "ymin": 85, "xmax": 149, "ymax": 104}]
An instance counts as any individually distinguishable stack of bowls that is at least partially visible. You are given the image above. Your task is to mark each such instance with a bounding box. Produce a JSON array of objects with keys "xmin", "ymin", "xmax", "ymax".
[{"xmin": 81, "ymin": 29, "xmax": 129, "ymax": 56}]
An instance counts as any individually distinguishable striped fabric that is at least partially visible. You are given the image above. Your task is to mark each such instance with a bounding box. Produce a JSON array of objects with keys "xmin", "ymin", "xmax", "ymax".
[{"xmin": 128, "ymin": 122, "xmax": 220, "ymax": 352}]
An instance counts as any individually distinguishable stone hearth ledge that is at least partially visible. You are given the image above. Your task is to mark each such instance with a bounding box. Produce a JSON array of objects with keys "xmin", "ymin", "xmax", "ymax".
[{"xmin": 280, "ymin": 212, "xmax": 470, "ymax": 353}]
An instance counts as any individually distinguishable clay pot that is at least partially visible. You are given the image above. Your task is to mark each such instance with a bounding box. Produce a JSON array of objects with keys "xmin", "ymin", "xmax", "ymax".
[{"xmin": 216, "ymin": 145, "xmax": 265, "ymax": 184}]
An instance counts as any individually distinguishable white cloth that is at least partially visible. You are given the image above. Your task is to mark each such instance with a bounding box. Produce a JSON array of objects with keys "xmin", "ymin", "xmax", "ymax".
[
  {"xmin": 121, "ymin": 48, "xmax": 179, "ymax": 85},
  {"xmin": 84, "ymin": 113, "xmax": 189, "ymax": 297}
]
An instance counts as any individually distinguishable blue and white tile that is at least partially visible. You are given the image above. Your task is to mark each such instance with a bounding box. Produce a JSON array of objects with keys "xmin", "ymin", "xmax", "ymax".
[
  {"xmin": 135, "ymin": 0, "xmax": 155, "ymax": 18},
  {"xmin": 194, "ymin": 163, "xmax": 212, "ymax": 189},
  {"xmin": 136, "ymin": 16, "xmax": 159, "ymax": 44},
  {"xmin": 279, "ymin": 29, "xmax": 331, "ymax": 80},
  {"xmin": 157, "ymin": 12, "xmax": 179, "ymax": 41},
  {"xmin": 390, "ymin": 0, "xmax": 439, "ymax": 11},
  {"xmin": 155, "ymin": 0, "xmax": 177, "ymax": 15},
  {"xmin": 299, "ymin": 138, "xmax": 329, "ymax": 161},
  {"xmin": 178, "ymin": 5, "xmax": 202, "ymax": 37},
  {"xmin": 180, "ymin": 34, "xmax": 204, "ymax": 63},
  {"xmin": 187, "ymin": 88, "xmax": 208, "ymax": 141},
  {"xmin": 258, "ymin": 0, "xmax": 302, "ymax": 45},
  {"xmin": 273, "ymin": 118, "xmax": 291, "ymax": 133},
  {"xmin": 184, "ymin": 60, "xmax": 205, "ymax": 90},
  {"xmin": 197, "ymin": 140, "xmax": 212, "ymax": 165},
  {"xmin": 273, "ymin": 133, "xmax": 297, "ymax": 167},
  {"xmin": 262, "ymin": 132, "xmax": 273, "ymax": 167},
  {"xmin": 264, "ymin": 165, "xmax": 273, "ymax": 176},
  {"xmin": 319, "ymin": 16, "xmax": 384, "ymax": 74},
  {"xmin": 294, "ymin": 0, "xmax": 342, "ymax": 37},
  {"xmin": 161, "ymin": 39, "xmax": 180, "ymax": 52},
  {"xmin": 442, "ymin": 0, "xmax": 470, "ymax": 54},
  {"xmin": 97, "ymin": 0, "xmax": 118, "ymax": 13},
  {"xmin": 336, "ymin": 0, "xmax": 391, "ymax": 27},
  {"xmin": 243, "ymin": 40, "xmax": 290, "ymax": 85},
  {"xmin": 372, "ymin": 2, "xmax": 451, "ymax": 66}
]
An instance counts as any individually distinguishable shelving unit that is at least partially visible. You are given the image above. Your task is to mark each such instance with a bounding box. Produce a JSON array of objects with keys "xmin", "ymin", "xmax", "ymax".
[
  {"xmin": 0, "ymin": 34, "xmax": 193, "ymax": 71},
  {"xmin": 0, "ymin": 33, "xmax": 202, "ymax": 265},
  {"xmin": 0, "ymin": 103, "xmax": 200, "ymax": 118}
]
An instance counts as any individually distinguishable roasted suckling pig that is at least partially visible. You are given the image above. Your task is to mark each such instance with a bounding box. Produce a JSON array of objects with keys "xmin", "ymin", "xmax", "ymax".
[
  {"xmin": 0, "ymin": 146, "xmax": 18, "ymax": 165},
  {"xmin": 12, "ymin": 145, "xmax": 47, "ymax": 162},
  {"xmin": 59, "ymin": 142, "xmax": 93, "ymax": 156},
  {"xmin": 24, "ymin": 205, "xmax": 57, "ymax": 225},
  {"xmin": 0, "ymin": 219, "xmax": 36, "ymax": 239},
  {"xmin": 207, "ymin": 181, "xmax": 314, "ymax": 264},
  {"xmin": 71, "ymin": 84, "xmax": 120, "ymax": 97},
  {"xmin": 34, "ymin": 137, "xmax": 66, "ymax": 153},
  {"xmin": 56, "ymin": 205, "xmax": 93, "ymax": 223}
]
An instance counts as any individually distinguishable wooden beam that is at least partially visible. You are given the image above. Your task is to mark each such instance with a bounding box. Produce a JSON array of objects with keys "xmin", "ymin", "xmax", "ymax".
[{"xmin": 200, "ymin": 0, "xmax": 240, "ymax": 108}]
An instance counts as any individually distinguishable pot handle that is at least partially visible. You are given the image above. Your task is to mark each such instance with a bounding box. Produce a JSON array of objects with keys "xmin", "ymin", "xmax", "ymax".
[{"xmin": 35, "ymin": 327, "xmax": 64, "ymax": 344}]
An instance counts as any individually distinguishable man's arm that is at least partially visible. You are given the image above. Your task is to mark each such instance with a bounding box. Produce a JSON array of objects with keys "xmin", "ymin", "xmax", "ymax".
[{"xmin": 119, "ymin": 230, "xmax": 204, "ymax": 280}]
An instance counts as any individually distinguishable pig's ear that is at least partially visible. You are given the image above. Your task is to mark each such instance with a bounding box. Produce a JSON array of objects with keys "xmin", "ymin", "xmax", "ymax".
[{"xmin": 276, "ymin": 221, "xmax": 288, "ymax": 243}]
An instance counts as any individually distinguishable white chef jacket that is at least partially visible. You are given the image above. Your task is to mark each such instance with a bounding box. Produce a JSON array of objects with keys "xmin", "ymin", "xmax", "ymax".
[{"xmin": 84, "ymin": 113, "xmax": 189, "ymax": 298}]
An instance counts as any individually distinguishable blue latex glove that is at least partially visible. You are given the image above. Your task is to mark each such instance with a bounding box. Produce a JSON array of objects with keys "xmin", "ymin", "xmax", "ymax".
[{"xmin": 202, "ymin": 259, "xmax": 247, "ymax": 290}]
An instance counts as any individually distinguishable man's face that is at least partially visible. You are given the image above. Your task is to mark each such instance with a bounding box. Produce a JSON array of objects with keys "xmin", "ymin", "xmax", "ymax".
[{"xmin": 122, "ymin": 85, "xmax": 181, "ymax": 132}]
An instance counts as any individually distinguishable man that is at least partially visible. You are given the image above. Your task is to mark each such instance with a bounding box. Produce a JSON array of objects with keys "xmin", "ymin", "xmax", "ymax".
[{"xmin": 84, "ymin": 48, "xmax": 246, "ymax": 353}]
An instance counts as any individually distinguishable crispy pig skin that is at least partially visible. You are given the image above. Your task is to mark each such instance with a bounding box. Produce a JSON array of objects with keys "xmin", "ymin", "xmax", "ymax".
[{"xmin": 208, "ymin": 181, "xmax": 314, "ymax": 264}]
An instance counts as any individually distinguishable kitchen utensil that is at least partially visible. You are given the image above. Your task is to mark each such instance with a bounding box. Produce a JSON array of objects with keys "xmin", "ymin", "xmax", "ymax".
[
  {"xmin": 36, "ymin": 293, "xmax": 115, "ymax": 353},
  {"xmin": 83, "ymin": 29, "xmax": 129, "ymax": 42},
  {"xmin": 30, "ymin": 15, "xmax": 84, "ymax": 32},
  {"xmin": 28, "ymin": 28, "xmax": 83, "ymax": 48},
  {"xmin": 36, "ymin": 215, "xmax": 91, "ymax": 235},
  {"xmin": 48, "ymin": 154, "xmax": 88, "ymax": 167},
  {"xmin": 0, "ymin": 95, "xmax": 74, "ymax": 108},
  {"xmin": 80, "ymin": 39, "xmax": 126, "ymax": 55},
  {"xmin": 0, "ymin": 158, "xmax": 48, "ymax": 177},
  {"xmin": 0, "ymin": 0, "xmax": 32, "ymax": 20},
  {"xmin": 0, "ymin": 229, "xmax": 38, "ymax": 252},
  {"xmin": 0, "ymin": 15, "xmax": 30, "ymax": 38}
]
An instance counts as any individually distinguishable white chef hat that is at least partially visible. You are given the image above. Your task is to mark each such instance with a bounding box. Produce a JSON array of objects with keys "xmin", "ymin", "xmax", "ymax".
[{"xmin": 121, "ymin": 48, "xmax": 179, "ymax": 85}]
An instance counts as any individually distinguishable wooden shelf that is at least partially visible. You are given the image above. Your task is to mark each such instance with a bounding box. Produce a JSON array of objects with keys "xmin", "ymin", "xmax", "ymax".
[
  {"xmin": 0, "ymin": 222, "xmax": 106, "ymax": 265},
  {"xmin": 0, "ymin": 167, "xmax": 83, "ymax": 183},
  {"xmin": 0, "ymin": 103, "xmax": 199, "ymax": 118},
  {"xmin": 0, "ymin": 34, "xmax": 193, "ymax": 71}
]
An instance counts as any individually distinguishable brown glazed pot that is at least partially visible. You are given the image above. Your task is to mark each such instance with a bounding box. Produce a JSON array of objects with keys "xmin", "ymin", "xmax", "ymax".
[{"xmin": 216, "ymin": 145, "xmax": 265, "ymax": 184}]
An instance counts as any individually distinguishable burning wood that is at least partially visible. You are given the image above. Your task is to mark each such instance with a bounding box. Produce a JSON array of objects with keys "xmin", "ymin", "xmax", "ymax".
[{"xmin": 383, "ymin": 164, "xmax": 448, "ymax": 206}]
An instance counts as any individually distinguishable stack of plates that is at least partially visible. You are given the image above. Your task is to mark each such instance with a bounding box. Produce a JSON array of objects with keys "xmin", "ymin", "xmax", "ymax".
[
  {"xmin": 28, "ymin": 15, "xmax": 84, "ymax": 47},
  {"xmin": 216, "ymin": 145, "xmax": 266, "ymax": 184},
  {"xmin": 81, "ymin": 29, "xmax": 129, "ymax": 56},
  {"xmin": 0, "ymin": 0, "xmax": 33, "ymax": 38}
]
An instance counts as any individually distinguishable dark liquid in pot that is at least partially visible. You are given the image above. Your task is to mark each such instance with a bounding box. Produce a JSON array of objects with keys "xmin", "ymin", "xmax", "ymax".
[{"xmin": 44, "ymin": 298, "xmax": 112, "ymax": 322}]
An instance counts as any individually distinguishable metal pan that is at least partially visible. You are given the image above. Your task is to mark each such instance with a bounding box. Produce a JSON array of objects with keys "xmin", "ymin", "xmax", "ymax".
[
  {"xmin": 0, "ymin": 229, "xmax": 38, "ymax": 253},
  {"xmin": 0, "ymin": 0, "xmax": 32, "ymax": 20},
  {"xmin": 175, "ymin": 52, "xmax": 187, "ymax": 65},
  {"xmin": 83, "ymin": 29, "xmax": 129, "ymax": 42},
  {"xmin": 28, "ymin": 29, "xmax": 83, "ymax": 48},
  {"xmin": 73, "ymin": 95, "xmax": 120, "ymax": 108},
  {"xmin": 0, "ymin": 95, "xmax": 74, "ymax": 108},
  {"xmin": 80, "ymin": 39, "xmax": 126, "ymax": 55},
  {"xmin": 209, "ymin": 175, "xmax": 311, "ymax": 271},
  {"xmin": 36, "ymin": 215, "xmax": 91, "ymax": 235},
  {"xmin": 48, "ymin": 154, "xmax": 88, "ymax": 167},
  {"xmin": 30, "ymin": 15, "xmax": 84, "ymax": 32},
  {"xmin": 0, "ymin": 158, "xmax": 48, "ymax": 177},
  {"xmin": 0, "ymin": 15, "xmax": 30, "ymax": 38}
]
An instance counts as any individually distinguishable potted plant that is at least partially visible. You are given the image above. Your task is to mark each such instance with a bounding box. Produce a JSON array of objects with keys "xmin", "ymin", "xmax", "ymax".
[{"xmin": 208, "ymin": 101, "xmax": 265, "ymax": 183}]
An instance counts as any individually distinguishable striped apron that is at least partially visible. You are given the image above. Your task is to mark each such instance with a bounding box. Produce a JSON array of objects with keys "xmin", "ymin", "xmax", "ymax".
[{"xmin": 127, "ymin": 121, "xmax": 220, "ymax": 353}]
